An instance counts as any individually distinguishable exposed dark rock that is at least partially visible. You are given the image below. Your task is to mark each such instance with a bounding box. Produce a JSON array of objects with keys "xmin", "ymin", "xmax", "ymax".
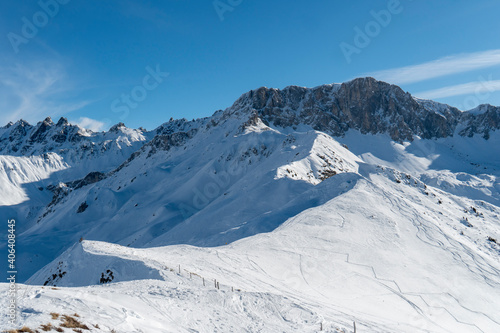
[
  {"xmin": 459, "ymin": 104, "xmax": 500, "ymax": 139},
  {"xmin": 56, "ymin": 117, "xmax": 69, "ymax": 127},
  {"xmin": 109, "ymin": 122, "xmax": 126, "ymax": 132},
  {"xmin": 77, "ymin": 202, "xmax": 88, "ymax": 213},
  {"xmin": 228, "ymin": 78, "xmax": 470, "ymax": 142}
]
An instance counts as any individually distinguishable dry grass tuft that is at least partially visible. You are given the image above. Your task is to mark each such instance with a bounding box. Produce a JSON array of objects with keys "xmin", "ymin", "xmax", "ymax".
[
  {"xmin": 6, "ymin": 327, "xmax": 34, "ymax": 333},
  {"xmin": 50, "ymin": 313, "xmax": 60, "ymax": 320},
  {"xmin": 40, "ymin": 323, "xmax": 52, "ymax": 331},
  {"xmin": 60, "ymin": 315, "xmax": 89, "ymax": 330}
]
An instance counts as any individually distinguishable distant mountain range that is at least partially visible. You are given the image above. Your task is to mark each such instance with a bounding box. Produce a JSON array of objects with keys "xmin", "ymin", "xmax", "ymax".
[{"xmin": 1, "ymin": 77, "xmax": 499, "ymax": 332}]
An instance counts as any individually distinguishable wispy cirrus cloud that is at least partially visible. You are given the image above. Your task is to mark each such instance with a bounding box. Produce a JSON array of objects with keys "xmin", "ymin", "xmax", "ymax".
[
  {"xmin": 366, "ymin": 49, "xmax": 500, "ymax": 85},
  {"xmin": 415, "ymin": 79, "xmax": 500, "ymax": 99},
  {"xmin": 0, "ymin": 62, "xmax": 92, "ymax": 125}
]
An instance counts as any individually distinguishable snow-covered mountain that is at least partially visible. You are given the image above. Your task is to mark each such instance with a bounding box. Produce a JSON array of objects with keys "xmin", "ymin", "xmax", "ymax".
[
  {"xmin": 1, "ymin": 77, "xmax": 500, "ymax": 332},
  {"xmin": 0, "ymin": 117, "xmax": 152, "ymax": 206}
]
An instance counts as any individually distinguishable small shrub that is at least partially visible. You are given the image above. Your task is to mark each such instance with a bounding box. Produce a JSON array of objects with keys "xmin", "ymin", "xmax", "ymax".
[
  {"xmin": 488, "ymin": 236, "xmax": 497, "ymax": 244},
  {"xmin": 60, "ymin": 315, "xmax": 89, "ymax": 330},
  {"xmin": 8, "ymin": 328, "xmax": 35, "ymax": 333},
  {"xmin": 19, "ymin": 327, "xmax": 34, "ymax": 333},
  {"xmin": 40, "ymin": 323, "xmax": 52, "ymax": 331}
]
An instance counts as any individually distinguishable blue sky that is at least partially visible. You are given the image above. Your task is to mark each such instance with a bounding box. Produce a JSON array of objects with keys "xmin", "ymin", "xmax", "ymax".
[{"xmin": 1, "ymin": 0, "xmax": 500, "ymax": 131}]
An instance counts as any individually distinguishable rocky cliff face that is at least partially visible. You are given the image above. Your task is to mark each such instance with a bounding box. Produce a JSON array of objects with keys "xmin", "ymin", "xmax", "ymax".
[
  {"xmin": 459, "ymin": 104, "xmax": 500, "ymax": 139},
  {"xmin": 225, "ymin": 77, "xmax": 496, "ymax": 141}
]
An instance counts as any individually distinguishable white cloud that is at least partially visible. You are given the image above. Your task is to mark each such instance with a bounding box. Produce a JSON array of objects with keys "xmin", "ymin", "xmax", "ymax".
[
  {"xmin": 414, "ymin": 79, "xmax": 500, "ymax": 99},
  {"xmin": 74, "ymin": 117, "xmax": 106, "ymax": 132},
  {"xmin": 0, "ymin": 62, "xmax": 91, "ymax": 125},
  {"xmin": 366, "ymin": 49, "xmax": 500, "ymax": 85}
]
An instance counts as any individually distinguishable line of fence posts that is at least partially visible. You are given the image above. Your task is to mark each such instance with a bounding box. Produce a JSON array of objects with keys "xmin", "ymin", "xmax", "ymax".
[
  {"xmin": 172, "ymin": 264, "xmax": 237, "ymax": 292},
  {"xmin": 170, "ymin": 264, "xmax": 358, "ymax": 332},
  {"xmin": 169, "ymin": 265, "xmax": 363, "ymax": 333}
]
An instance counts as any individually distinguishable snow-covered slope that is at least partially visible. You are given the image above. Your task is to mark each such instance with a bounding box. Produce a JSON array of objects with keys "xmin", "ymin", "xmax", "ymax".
[
  {"xmin": 0, "ymin": 153, "xmax": 69, "ymax": 206},
  {"xmin": 21, "ymin": 163, "xmax": 500, "ymax": 332},
  {"xmin": 1, "ymin": 78, "xmax": 500, "ymax": 332},
  {"xmin": 6, "ymin": 113, "xmax": 361, "ymax": 281}
]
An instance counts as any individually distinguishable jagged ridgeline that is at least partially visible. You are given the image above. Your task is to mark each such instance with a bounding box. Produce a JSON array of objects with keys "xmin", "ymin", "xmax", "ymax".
[
  {"xmin": 227, "ymin": 77, "xmax": 499, "ymax": 141},
  {"xmin": 1, "ymin": 78, "xmax": 499, "ymax": 155}
]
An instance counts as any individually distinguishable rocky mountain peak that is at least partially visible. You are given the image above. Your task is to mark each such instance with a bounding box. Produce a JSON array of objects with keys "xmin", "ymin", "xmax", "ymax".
[
  {"xmin": 226, "ymin": 77, "xmax": 459, "ymax": 141},
  {"xmin": 30, "ymin": 117, "xmax": 56, "ymax": 143},
  {"xmin": 56, "ymin": 117, "xmax": 69, "ymax": 127},
  {"xmin": 42, "ymin": 117, "xmax": 54, "ymax": 125},
  {"xmin": 224, "ymin": 77, "xmax": 499, "ymax": 142},
  {"xmin": 460, "ymin": 104, "xmax": 500, "ymax": 139},
  {"xmin": 109, "ymin": 122, "xmax": 126, "ymax": 133},
  {"xmin": 3, "ymin": 121, "xmax": 14, "ymax": 129}
]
